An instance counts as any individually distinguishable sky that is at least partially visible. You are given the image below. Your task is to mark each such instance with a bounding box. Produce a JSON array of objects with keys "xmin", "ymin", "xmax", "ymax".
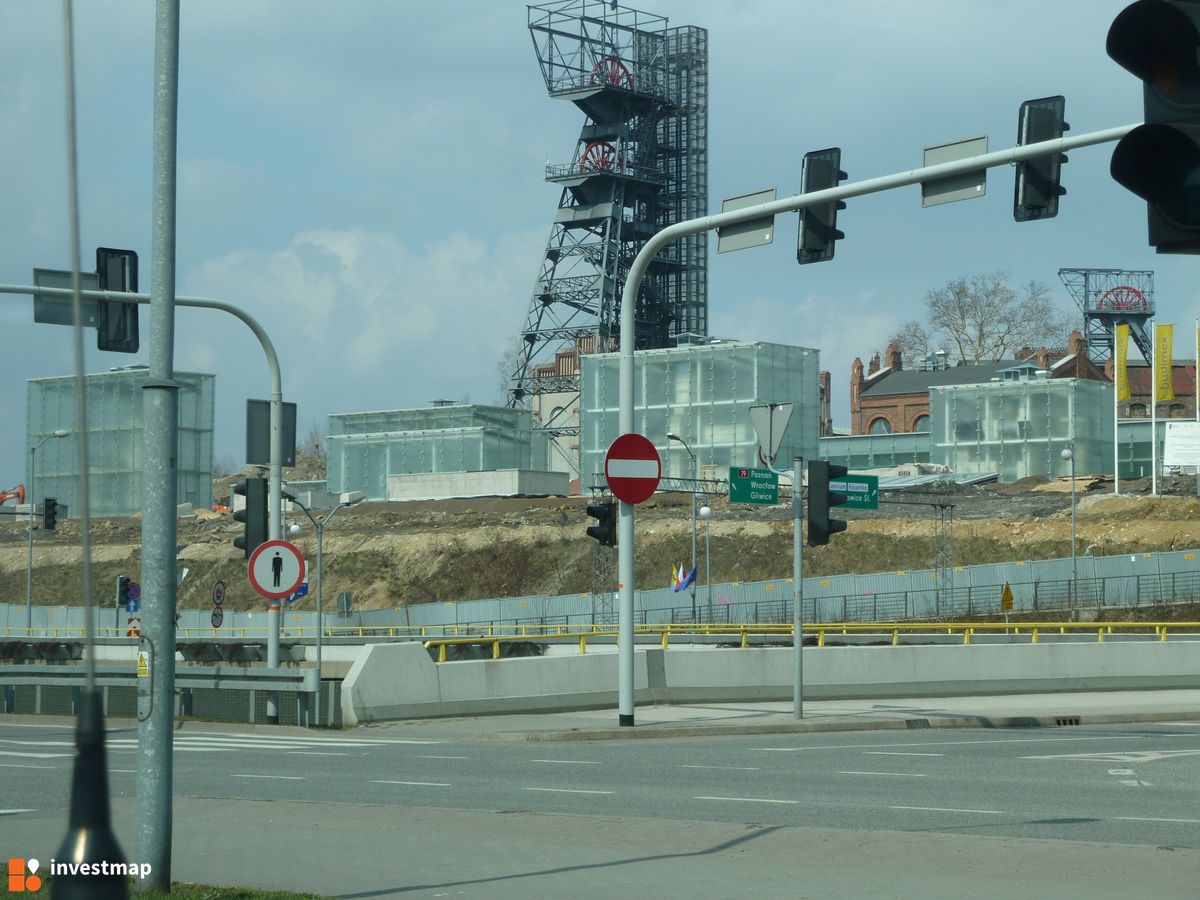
[{"xmin": 0, "ymin": 0, "xmax": 1176, "ymax": 484}]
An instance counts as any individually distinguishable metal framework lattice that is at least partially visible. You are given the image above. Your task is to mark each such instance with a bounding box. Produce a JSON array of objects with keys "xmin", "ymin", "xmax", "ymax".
[
  {"xmin": 510, "ymin": 1, "xmax": 708, "ymax": 421},
  {"xmin": 1058, "ymin": 268, "xmax": 1155, "ymax": 366}
]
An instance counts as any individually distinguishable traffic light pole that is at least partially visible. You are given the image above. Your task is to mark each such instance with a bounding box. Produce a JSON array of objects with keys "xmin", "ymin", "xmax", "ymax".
[
  {"xmin": 616, "ymin": 121, "xmax": 1135, "ymax": 727},
  {"xmin": 792, "ymin": 457, "xmax": 804, "ymax": 720}
]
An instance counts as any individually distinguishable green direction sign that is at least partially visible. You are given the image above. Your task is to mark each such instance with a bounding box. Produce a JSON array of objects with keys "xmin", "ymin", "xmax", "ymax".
[
  {"xmin": 831, "ymin": 474, "xmax": 879, "ymax": 509},
  {"xmin": 728, "ymin": 467, "xmax": 779, "ymax": 505}
]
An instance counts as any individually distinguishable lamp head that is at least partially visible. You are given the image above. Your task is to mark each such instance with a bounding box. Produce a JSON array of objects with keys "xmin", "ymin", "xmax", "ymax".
[{"xmin": 1061, "ymin": 448, "xmax": 1073, "ymax": 461}]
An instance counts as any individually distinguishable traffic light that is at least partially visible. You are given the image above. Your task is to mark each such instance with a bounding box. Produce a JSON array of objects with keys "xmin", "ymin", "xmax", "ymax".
[
  {"xmin": 585, "ymin": 500, "xmax": 616, "ymax": 547},
  {"xmin": 806, "ymin": 460, "xmax": 848, "ymax": 547},
  {"xmin": 118, "ymin": 575, "xmax": 131, "ymax": 610},
  {"xmin": 797, "ymin": 147, "xmax": 847, "ymax": 264},
  {"xmin": 1108, "ymin": 1, "xmax": 1200, "ymax": 252},
  {"xmin": 1014, "ymin": 95, "xmax": 1069, "ymax": 222},
  {"xmin": 95, "ymin": 247, "xmax": 139, "ymax": 353},
  {"xmin": 43, "ymin": 497, "xmax": 58, "ymax": 531},
  {"xmin": 233, "ymin": 477, "xmax": 268, "ymax": 558}
]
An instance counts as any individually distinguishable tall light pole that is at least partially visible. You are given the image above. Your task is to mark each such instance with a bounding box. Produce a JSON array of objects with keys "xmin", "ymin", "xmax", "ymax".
[
  {"xmin": 287, "ymin": 489, "xmax": 364, "ymax": 726},
  {"xmin": 666, "ymin": 432, "xmax": 697, "ymax": 621},
  {"xmin": 27, "ymin": 429, "xmax": 68, "ymax": 630},
  {"xmin": 1061, "ymin": 444, "xmax": 1078, "ymax": 602},
  {"xmin": 699, "ymin": 502, "xmax": 712, "ymax": 614}
]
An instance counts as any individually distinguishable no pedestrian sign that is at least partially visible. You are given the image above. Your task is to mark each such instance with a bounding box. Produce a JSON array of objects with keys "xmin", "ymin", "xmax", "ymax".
[{"xmin": 247, "ymin": 539, "xmax": 306, "ymax": 600}]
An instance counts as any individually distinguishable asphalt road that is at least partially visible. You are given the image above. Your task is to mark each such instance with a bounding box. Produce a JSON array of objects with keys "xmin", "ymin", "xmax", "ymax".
[{"xmin": 2, "ymin": 717, "xmax": 1199, "ymax": 897}]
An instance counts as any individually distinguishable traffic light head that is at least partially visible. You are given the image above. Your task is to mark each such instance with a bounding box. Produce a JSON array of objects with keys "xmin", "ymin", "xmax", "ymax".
[
  {"xmin": 118, "ymin": 575, "xmax": 131, "ymax": 607},
  {"xmin": 585, "ymin": 500, "xmax": 617, "ymax": 547},
  {"xmin": 797, "ymin": 148, "xmax": 847, "ymax": 265},
  {"xmin": 95, "ymin": 247, "xmax": 140, "ymax": 353},
  {"xmin": 1109, "ymin": 1, "xmax": 1200, "ymax": 251},
  {"xmin": 43, "ymin": 497, "xmax": 58, "ymax": 531},
  {"xmin": 806, "ymin": 460, "xmax": 849, "ymax": 547},
  {"xmin": 233, "ymin": 477, "xmax": 268, "ymax": 559},
  {"xmin": 1014, "ymin": 95, "xmax": 1069, "ymax": 222}
]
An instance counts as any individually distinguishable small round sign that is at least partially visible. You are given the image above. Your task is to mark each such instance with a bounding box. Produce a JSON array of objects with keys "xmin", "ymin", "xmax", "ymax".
[
  {"xmin": 212, "ymin": 580, "xmax": 226, "ymax": 606},
  {"xmin": 211, "ymin": 606, "xmax": 224, "ymax": 629},
  {"xmin": 604, "ymin": 433, "xmax": 662, "ymax": 505},
  {"xmin": 127, "ymin": 581, "xmax": 141, "ymax": 602},
  {"xmin": 247, "ymin": 539, "xmax": 306, "ymax": 600}
]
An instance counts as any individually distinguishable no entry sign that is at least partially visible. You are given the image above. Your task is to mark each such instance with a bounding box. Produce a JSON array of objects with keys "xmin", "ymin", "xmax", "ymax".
[{"xmin": 604, "ymin": 433, "xmax": 661, "ymax": 505}]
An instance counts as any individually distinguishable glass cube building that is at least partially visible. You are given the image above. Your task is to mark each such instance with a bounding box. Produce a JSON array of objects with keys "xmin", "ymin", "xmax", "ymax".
[
  {"xmin": 27, "ymin": 368, "xmax": 215, "ymax": 517},
  {"xmin": 580, "ymin": 341, "xmax": 821, "ymax": 487},
  {"xmin": 326, "ymin": 404, "xmax": 551, "ymax": 500},
  {"xmin": 929, "ymin": 378, "xmax": 1113, "ymax": 480}
]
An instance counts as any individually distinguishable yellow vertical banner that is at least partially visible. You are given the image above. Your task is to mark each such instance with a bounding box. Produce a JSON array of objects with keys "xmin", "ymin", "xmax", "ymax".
[
  {"xmin": 1155, "ymin": 323, "xmax": 1175, "ymax": 402},
  {"xmin": 1115, "ymin": 323, "xmax": 1131, "ymax": 401}
]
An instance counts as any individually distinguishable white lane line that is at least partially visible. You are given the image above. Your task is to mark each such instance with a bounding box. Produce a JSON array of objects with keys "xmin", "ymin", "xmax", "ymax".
[
  {"xmin": 866, "ymin": 752, "xmax": 945, "ymax": 757},
  {"xmin": 0, "ymin": 723, "xmax": 74, "ymax": 729},
  {"xmin": 891, "ymin": 805, "xmax": 1005, "ymax": 815},
  {"xmin": 681, "ymin": 764, "xmax": 761, "ymax": 771},
  {"xmin": 230, "ymin": 774, "xmax": 304, "ymax": 781},
  {"xmin": 109, "ymin": 769, "xmax": 136, "ymax": 774},
  {"xmin": 1115, "ymin": 815, "xmax": 1200, "ymax": 824},
  {"xmin": 0, "ymin": 763, "xmax": 54, "ymax": 770},
  {"xmin": 840, "ymin": 771, "xmax": 927, "ymax": 778},
  {"xmin": 287, "ymin": 751, "xmax": 346, "ymax": 757},
  {"xmin": 531, "ymin": 759, "xmax": 602, "ymax": 765},
  {"xmin": 184, "ymin": 732, "xmax": 443, "ymax": 745},
  {"xmin": 0, "ymin": 809, "xmax": 36, "ymax": 815},
  {"xmin": 0, "ymin": 750, "xmax": 70, "ymax": 759},
  {"xmin": 372, "ymin": 780, "xmax": 451, "ymax": 787},
  {"xmin": 758, "ymin": 735, "xmax": 1150, "ymax": 753},
  {"xmin": 695, "ymin": 796, "xmax": 799, "ymax": 805},
  {"xmin": 417, "ymin": 755, "xmax": 468, "ymax": 760},
  {"xmin": 0, "ymin": 739, "xmax": 74, "ymax": 746},
  {"xmin": 525, "ymin": 787, "xmax": 613, "ymax": 795}
]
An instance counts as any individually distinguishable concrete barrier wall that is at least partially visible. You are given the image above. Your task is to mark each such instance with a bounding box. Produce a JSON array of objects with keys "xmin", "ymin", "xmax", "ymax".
[{"xmin": 341, "ymin": 640, "xmax": 1200, "ymax": 723}]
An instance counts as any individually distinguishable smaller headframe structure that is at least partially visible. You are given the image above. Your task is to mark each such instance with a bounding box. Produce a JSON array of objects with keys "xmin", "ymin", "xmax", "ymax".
[{"xmin": 1059, "ymin": 268, "xmax": 1154, "ymax": 366}]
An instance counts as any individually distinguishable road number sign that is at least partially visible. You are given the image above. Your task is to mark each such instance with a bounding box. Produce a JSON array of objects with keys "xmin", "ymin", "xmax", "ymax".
[
  {"xmin": 604, "ymin": 433, "xmax": 661, "ymax": 505},
  {"xmin": 247, "ymin": 539, "xmax": 306, "ymax": 600}
]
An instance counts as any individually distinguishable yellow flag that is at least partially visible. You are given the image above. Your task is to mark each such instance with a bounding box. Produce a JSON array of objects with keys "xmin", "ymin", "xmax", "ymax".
[
  {"xmin": 1115, "ymin": 323, "xmax": 1130, "ymax": 401},
  {"xmin": 1155, "ymin": 323, "xmax": 1175, "ymax": 402}
]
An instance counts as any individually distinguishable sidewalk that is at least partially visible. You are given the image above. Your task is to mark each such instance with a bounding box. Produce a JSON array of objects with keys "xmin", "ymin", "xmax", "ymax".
[{"xmin": 355, "ymin": 688, "xmax": 1200, "ymax": 742}]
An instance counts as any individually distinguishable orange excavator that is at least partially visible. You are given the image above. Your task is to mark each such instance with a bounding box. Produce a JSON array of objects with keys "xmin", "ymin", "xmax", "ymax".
[{"xmin": 0, "ymin": 484, "xmax": 25, "ymax": 506}]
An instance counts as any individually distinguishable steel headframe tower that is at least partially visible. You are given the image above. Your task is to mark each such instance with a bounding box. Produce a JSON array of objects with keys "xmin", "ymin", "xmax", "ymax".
[
  {"xmin": 511, "ymin": 1, "xmax": 708, "ymax": 450},
  {"xmin": 1058, "ymin": 268, "xmax": 1155, "ymax": 366}
]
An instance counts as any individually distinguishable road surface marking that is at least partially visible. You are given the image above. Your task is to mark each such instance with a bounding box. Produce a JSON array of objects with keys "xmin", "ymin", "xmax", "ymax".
[
  {"xmin": 1108, "ymin": 768, "xmax": 1136, "ymax": 775},
  {"xmin": 0, "ymin": 809, "xmax": 36, "ymax": 815},
  {"xmin": 531, "ymin": 759, "xmax": 602, "ymax": 765},
  {"xmin": 890, "ymin": 805, "xmax": 1005, "ymax": 815},
  {"xmin": 183, "ymin": 731, "xmax": 443, "ymax": 745},
  {"xmin": 866, "ymin": 751, "xmax": 945, "ymax": 757},
  {"xmin": 0, "ymin": 723, "xmax": 74, "ymax": 729},
  {"xmin": 417, "ymin": 755, "xmax": 468, "ymax": 760},
  {"xmin": 0, "ymin": 750, "xmax": 70, "ymax": 759},
  {"xmin": 840, "ymin": 771, "xmax": 927, "ymax": 778},
  {"xmin": 695, "ymin": 796, "xmax": 799, "ymax": 805},
  {"xmin": 109, "ymin": 769, "xmax": 136, "ymax": 774},
  {"xmin": 524, "ymin": 787, "xmax": 613, "ymax": 795},
  {"xmin": 230, "ymin": 774, "xmax": 304, "ymax": 780},
  {"xmin": 372, "ymin": 780, "xmax": 451, "ymax": 787},
  {"xmin": 285, "ymin": 750, "xmax": 346, "ymax": 757},
  {"xmin": 1115, "ymin": 816, "xmax": 1200, "ymax": 824},
  {"xmin": 1023, "ymin": 749, "xmax": 1200, "ymax": 762},
  {"xmin": 681, "ymin": 764, "xmax": 761, "ymax": 771},
  {"xmin": 0, "ymin": 763, "xmax": 54, "ymax": 770},
  {"xmin": 758, "ymin": 735, "xmax": 1151, "ymax": 752}
]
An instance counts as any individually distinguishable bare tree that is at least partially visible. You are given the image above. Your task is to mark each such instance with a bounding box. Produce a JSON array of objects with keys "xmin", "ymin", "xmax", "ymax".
[
  {"xmin": 896, "ymin": 271, "xmax": 1066, "ymax": 365},
  {"xmin": 889, "ymin": 319, "xmax": 933, "ymax": 362},
  {"xmin": 301, "ymin": 420, "xmax": 327, "ymax": 462}
]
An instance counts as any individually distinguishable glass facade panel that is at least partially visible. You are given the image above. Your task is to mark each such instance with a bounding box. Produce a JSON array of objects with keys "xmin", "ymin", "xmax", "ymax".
[
  {"xmin": 27, "ymin": 369, "xmax": 214, "ymax": 517},
  {"xmin": 580, "ymin": 342, "xmax": 820, "ymax": 487}
]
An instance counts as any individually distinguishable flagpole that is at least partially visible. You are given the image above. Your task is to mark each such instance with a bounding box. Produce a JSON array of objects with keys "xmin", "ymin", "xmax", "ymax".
[
  {"xmin": 1114, "ymin": 371, "xmax": 1120, "ymax": 496},
  {"xmin": 1152, "ymin": 319, "xmax": 1158, "ymax": 497},
  {"xmin": 1194, "ymin": 317, "xmax": 1199, "ymax": 425}
]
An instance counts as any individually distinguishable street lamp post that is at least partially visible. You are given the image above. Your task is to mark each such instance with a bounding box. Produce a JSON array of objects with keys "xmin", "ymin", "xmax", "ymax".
[
  {"xmin": 1061, "ymin": 445, "xmax": 1078, "ymax": 603},
  {"xmin": 666, "ymin": 433, "xmax": 697, "ymax": 621},
  {"xmin": 287, "ymin": 490, "xmax": 364, "ymax": 726},
  {"xmin": 26, "ymin": 429, "xmax": 68, "ymax": 631},
  {"xmin": 699, "ymin": 503, "xmax": 712, "ymax": 613}
]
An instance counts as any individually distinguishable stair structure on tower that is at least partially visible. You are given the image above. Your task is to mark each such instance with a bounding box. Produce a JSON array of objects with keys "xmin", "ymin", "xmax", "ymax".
[
  {"xmin": 509, "ymin": 1, "xmax": 708, "ymax": 475},
  {"xmin": 1059, "ymin": 268, "xmax": 1155, "ymax": 366}
]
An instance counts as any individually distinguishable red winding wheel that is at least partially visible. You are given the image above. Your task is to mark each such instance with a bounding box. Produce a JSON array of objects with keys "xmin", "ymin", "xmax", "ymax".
[
  {"xmin": 589, "ymin": 55, "xmax": 633, "ymax": 89},
  {"xmin": 1097, "ymin": 286, "xmax": 1150, "ymax": 312},
  {"xmin": 580, "ymin": 140, "xmax": 619, "ymax": 173}
]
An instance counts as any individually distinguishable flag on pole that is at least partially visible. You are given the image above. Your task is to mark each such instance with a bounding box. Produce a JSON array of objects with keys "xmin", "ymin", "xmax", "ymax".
[
  {"xmin": 1155, "ymin": 323, "xmax": 1175, "ymax": 402},
  {"xmin": 671, "ymin": 562, "xmax": 683, "ymax": 590},
  {"xmin": 673, "ymin": 564, "xmax": 697, "ymax": 593},
  {"xmin": 1114, "ymin": 323, "xmax": 1131, "ymax": 401}
]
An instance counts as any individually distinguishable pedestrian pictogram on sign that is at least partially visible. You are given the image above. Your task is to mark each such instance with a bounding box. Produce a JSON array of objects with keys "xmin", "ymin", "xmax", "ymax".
[
  {"xmin": 604, "ymin": 433, "xmax": 662, "ymax": 505},
  {"xmin": 247, "ymin": 539, "xmax": 306, "ymax": 600}
]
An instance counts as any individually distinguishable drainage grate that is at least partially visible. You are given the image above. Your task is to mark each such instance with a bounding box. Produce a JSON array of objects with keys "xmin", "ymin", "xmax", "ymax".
[{"xmin": 1055, "ymin": 716, "xmax": 1081, "ymax": 727}]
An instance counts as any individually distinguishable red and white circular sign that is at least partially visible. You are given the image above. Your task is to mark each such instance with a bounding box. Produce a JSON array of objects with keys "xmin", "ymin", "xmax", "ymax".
[
  {"xmin": 604, "ymin": 433, "xmax": 662, "ymax": 505},
  {"xmin": 248, "ymin": 539, "xmax": 306, "ymax": 600}
]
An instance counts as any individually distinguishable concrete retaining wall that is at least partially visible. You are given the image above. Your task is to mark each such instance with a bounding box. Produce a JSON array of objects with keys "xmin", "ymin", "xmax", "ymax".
[{"xmin": 340, "ymin": 640, "xmax": 1200, "ymax": 724}]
